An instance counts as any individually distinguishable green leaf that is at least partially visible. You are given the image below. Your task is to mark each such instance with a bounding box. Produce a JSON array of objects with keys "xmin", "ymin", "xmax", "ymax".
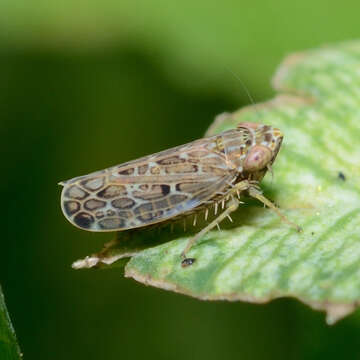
[
  {"xmin": 75, "ymin": 40, "xmax": 360, "ymax": 324},
  {"xmin": 0, "ymin": 285, "xmax": 22, "ymax": 359}
]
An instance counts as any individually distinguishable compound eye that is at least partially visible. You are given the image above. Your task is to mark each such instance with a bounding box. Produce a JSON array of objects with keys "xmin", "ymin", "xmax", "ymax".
[{"xmin": 243, "ymin": 145, "xmax": 272, "ymax": 172}]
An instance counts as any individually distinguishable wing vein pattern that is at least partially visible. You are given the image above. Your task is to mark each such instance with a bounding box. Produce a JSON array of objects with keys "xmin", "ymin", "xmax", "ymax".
[{"xmin": 60, "ymin": 135, "xmax": 237, "ymax": 231}]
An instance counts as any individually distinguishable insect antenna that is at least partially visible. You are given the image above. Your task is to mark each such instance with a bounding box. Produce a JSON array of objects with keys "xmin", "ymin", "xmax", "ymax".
[
  {"xmin": 226, "ymin": 68, "xmax": 264, "ymax": 124},
  {"xmin": 227, "ymin": 68, "xmax": 277, "ymax": 181}
]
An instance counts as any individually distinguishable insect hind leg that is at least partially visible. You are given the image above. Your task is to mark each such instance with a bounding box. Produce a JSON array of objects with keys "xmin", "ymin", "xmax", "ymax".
[{"xmin": 181, "ymin": 197, "xmax": 240, "ymax": 267}]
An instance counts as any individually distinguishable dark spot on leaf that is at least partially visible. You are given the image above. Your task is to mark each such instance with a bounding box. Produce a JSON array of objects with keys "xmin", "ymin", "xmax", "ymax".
[
  {"xmin": 181, "ymin": 258, "xmax": 196, "ymax": 268},
  {"xmin": 338, "ymin": 171, "xmax": 346, "ymax": 181}
]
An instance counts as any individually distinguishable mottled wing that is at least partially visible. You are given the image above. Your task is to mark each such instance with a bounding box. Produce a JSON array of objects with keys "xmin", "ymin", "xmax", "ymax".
[{"xmin": 60, "ymin": 135, "xmax": 236, "ymax": 231}]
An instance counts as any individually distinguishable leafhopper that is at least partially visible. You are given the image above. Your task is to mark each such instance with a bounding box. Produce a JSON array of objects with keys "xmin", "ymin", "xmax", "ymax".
[{"xmin": 60, "ymin": 122, "xmax": 300, "ymax": 266}]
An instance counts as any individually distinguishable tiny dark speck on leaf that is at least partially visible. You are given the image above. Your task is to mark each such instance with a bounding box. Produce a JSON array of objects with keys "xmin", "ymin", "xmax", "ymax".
[
  {"xmin": 311, "ymin": 232, "xmax": 315, "ymax": 236},
  {"xmin": 338, "ymin": 171, "xmax": 346, "ymax": 181},
  {"xmin": 181, "ymin": 258, "xmax": 196, "ymax": 268}
]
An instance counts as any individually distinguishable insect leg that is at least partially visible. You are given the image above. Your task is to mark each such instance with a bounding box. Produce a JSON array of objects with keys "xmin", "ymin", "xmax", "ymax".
[
  {"xmin": 248, "ymin": 186, "xmax": 302, "ymax": 232},
  {"xmin": 181, "ymin": 197, "xmax": 240, "ymax": 262}
]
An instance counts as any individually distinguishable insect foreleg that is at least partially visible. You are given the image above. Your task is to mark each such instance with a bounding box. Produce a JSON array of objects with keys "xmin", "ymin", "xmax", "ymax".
[
  {"xmin": 248, "ymin": 186, "xmax": 302, "ymax": 232},
  {"xmin": 181, "ymin": 197, "xmax": 240, "ymax": 265},
  {"xmin": 180, "ymin": 179, "xmax": 252, "ymax": 266}
]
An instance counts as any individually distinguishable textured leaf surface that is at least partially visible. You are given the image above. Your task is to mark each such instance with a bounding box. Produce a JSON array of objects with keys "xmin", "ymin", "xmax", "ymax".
[
  {"xmin": 76, "ymin": 41, "xmax": 360, "ymax": 324},
  {"xmin": 0, "ymin": 286, "xmax": 22, "ymax": 359}
]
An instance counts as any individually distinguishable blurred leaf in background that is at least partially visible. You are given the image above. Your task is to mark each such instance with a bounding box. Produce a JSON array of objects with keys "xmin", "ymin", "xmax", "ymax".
[
  {"xmin": 1, "ymin": 0, "xmax": 360, "ymax": 359},
  {"xmin": 0, "ymin": 286, "xmax": 21, "ymax": 359}
]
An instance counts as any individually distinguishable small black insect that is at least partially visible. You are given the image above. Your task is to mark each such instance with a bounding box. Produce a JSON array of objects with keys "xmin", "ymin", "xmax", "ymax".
[
  {"xmin": 338, "ymin": 172, "xmax": 346, "ymax": 181},
  {"xmin": 181, "ymin": 258, "xmax": 196, "ymax": 268}
]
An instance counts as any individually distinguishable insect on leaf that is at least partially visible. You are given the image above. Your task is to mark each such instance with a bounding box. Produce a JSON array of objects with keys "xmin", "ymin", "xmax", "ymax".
[
  {"xmin": 69, "ymin": 40, "xmax": 360, "ymax": 325},
  {"xmin": 61, "ymin": 122, "xmax": 287, "ymax": 263}
]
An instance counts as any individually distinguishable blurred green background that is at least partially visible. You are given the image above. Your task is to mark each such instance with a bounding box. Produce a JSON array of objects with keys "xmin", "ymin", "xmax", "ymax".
[{"xmin": 1, "ymin": 1, "xmax": 360, "ymax": 359}]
